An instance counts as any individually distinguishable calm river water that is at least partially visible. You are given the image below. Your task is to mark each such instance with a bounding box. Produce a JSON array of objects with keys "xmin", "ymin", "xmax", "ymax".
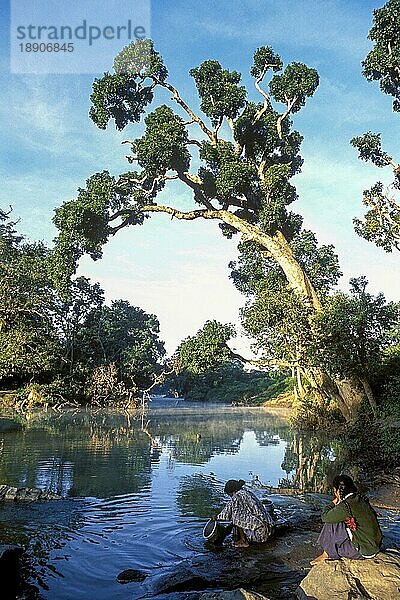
[{"xmin": 0, "ymin": 402, "xmax": 398, "ymax": 599}]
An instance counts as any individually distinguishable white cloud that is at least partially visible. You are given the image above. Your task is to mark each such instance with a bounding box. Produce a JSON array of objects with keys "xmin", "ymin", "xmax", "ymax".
[{"xmin": 183, "ymin": 0, "xmax": 369, "ymax": 56}]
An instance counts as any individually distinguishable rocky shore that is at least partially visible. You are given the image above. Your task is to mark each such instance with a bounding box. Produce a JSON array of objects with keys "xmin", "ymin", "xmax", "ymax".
[{"xmin": 114, "ymin": 492, "xmax": 399, "ymax": 599}]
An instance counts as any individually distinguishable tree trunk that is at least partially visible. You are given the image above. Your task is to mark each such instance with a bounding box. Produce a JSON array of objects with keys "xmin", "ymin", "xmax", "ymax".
[
  {"xmin": 360, "ymin": 377, "xmax": 378, "ymax": 416},
  {"xmin": 218, "ymin": 210, "xmax": 321, "ymax": 310},
  {"xmin": 296, "ymin": 366, "xmax": 305, "ymax": 398},
  {"xmin": 303, "ymin": 366, "xmax": 364, "ymax": 423},
  {"xmin": 221, "ymin": 212, "xmax": 367, "ymax": 422}
]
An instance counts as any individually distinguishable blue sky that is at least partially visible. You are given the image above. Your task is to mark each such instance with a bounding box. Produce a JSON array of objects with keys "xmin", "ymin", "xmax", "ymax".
[{"xmin": 1, "ymin": 1, "xmax": 399, "ymax": 354}]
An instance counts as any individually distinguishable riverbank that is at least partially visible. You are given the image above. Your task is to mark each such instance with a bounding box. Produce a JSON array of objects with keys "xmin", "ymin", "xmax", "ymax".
[{"xmin": 120, "ymin": 492, "xmax": 399, "ymax": 599}]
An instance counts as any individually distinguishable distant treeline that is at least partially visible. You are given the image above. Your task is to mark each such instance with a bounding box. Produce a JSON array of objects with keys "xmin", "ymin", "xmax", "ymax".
[{"xmin": 0, "ymin": 210, "xmax": 165, "ymax": 407}]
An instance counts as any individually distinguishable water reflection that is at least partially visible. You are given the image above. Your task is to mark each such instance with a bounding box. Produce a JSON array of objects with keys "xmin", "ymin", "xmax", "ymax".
[
  {"xmin": 280, "ymin": 432, "xmax": 339, "ymax": 493},
  {"xmin": 177, "ymin": 473, "xmax": 225, "ymax": 519},
  {"xmin": 0, "ymin": 405, "xmax": 397, "ymax": 600}
]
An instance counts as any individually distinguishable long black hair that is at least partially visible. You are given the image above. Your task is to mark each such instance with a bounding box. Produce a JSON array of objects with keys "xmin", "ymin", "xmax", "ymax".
[{"xmin": 332, "ymin": 474, "xmax": 358, "ymax": 500}]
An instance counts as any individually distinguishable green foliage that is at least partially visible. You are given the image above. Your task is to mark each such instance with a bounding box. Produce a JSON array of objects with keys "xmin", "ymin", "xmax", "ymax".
[
  {"xmin": 178, "ymin": 320, "xmax": 236, "ymax": 374},
  {"xmin": 0, "ymin": 212, "xmax": 62, "ymax": 383},
  {"xmin": 353, "ymin": 181, "xmax": 400, "ymax": 253},
  {"xmin": 0, "ymin": 212, "xmax": 165, "ymax": 403},
  {"xmin": 52, "ymin": 171, "xmax": 139, "ymax": 293},
  {"xmin": 199, "ymin": 140, "xmax": 259, "ymax": 205},
  {"xmin": 290, "ymin": 394, "xmax": 343, "ymax": 430},
  {"xmin": 352, "ymin": 3, "xmax": 400, "ymax": 253},
  {"xmin": 173, "ymin": 320, "xmax": 290, "ymax": 405},
  {"xmin": 113, "ymin": 39, "xmax": 168, "ymax": 81},
  {"xmin": 90, "ymin": 40, "xmax": 167, "ymax": 131},
  {"xmin": 229, "ymin": 232, "xmax": 342, "ymax": 367},
  {"xmin": 134, "ymin": 105, "xmax": 191, "ymax": 176},
  {"xmin": 234, "ymin": 103, "xmax": 279, "ymax": 161},
  {"xmin": 292, "ymin": 231, "xmax": 342, "ymax": 297},
  {"xmin": 251, "ymin": 46, "xmax": 283, "ymax": 78},
  {"xmin": 189, "ymin": 60, "xmax": 247, "ymax": 125},
  {"xmin": 76, "ymin": 300, "xmax": 165, "ymax": 389},
  {"xmin": 172, "ymin": 359, "xmax": 289, "ymax": 405},
  {"xmin": 362, "ymin": 0, "xmax": 400, "ymax": 111},
  {"xmin": 351, "ymin": 132, "xmax": 392, "ymax": 167},
  {"xmin": 379, "ymin": 374, "xmax": 400, "ymax": 463},
  {"xmin": 90, "ymin": 73, "xmax": 154, "ymax": 130},
  {"xmin": 269, "ymin": 62, "xmax": 319, "ymax": 112},
  {"xmin": 241, "ymin": 277, "xmax": 312, "ymax": 367},
  {"xmin": 312, "ymin": 277, "xmax": 398, "ymax": 381}
]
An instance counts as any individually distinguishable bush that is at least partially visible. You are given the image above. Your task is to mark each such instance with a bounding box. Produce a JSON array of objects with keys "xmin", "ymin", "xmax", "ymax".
[
  {"xmin": 378, "ymin": 376, "xmax": 400, "ymax": 465},
  {"xmin": 291, "ymin": 393, "xmax": 342, "ymax": 430}
]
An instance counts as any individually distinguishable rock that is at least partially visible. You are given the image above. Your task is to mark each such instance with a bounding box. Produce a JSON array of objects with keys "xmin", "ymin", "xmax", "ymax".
[
  {"xmin": 0, "ymin": 418, "xmax": 22, "ymax": 432},
  {"xmin": 200, "ymin": 589, "xmax": 269, "ymax": 599},
  {"xmin": 297, "ymin": 550, "xmax": 400, "ymax": 600},
  {"xmin": 0, "ymin": 544, "xmax": 23, "ymax": 599},
  {"xmin": 368, "ymin": 484, "xmax": 400, "ymax": 511},
  {"xmin": 140, "ymin": 495, "xmax": 322, "ymax": 599},
  {"xmin": 117, "ymin": 568, "xmax": 148, "ymax": 583},
  {"xmin": 0, "ymin": 544, "xmax": 23, "ymax": 562},
  {"xmin": 0, "ymin": 484, "xmax": 61, "ymax": 501},
  {"xmin": 141, "ymin": 532, "xmax": 315, "ymax": 598}
]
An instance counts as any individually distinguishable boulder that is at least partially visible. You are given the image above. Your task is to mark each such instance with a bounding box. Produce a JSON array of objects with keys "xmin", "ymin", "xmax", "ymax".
[
  {"xmin": 0, "ymin": 418, "xmax": 22, "ymax": 432},
  {"xmin": 141, "ymin": 530, "xmax": 316, "ymax": 598},
  {"xmin": 297, "ymin": 550, "xmax": 400, "ymax": 600},
  {"xmin": 133, "ymin": 495, "xmax": 322, "ymax": 598}
]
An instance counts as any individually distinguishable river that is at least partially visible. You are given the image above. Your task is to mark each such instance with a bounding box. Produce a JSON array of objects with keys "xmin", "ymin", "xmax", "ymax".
[{"xmin": 0, "ymin": 401, "xmax": 398, "ymax": 599}]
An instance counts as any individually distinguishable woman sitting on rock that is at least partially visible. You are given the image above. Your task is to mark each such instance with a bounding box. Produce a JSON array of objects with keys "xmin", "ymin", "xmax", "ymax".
[
  {"xmin": 311, "ymin": 474, "xmax": 382, "ymax": 565},
  {"xmin": 215, "ymin": 479, "xmax": 274, "ymax": 548}
]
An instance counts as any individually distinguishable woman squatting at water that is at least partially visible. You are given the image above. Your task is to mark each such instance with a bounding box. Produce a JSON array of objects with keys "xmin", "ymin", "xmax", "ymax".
[{"xmin": 214, "ymin": 479, "xmax": 274, "ymax": 548}]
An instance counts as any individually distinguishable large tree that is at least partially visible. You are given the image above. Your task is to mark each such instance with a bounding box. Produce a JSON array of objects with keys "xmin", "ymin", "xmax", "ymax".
[
  {"xmin": 351, "ymin": 0, "xmax": 400, "ymax": 252},
  {"xmin": 52, "ymin": 40, "xmax": 368, "ymax": 421}
]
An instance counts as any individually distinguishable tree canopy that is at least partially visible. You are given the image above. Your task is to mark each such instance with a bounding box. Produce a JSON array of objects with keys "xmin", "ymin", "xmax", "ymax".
[{"xmin": 351, "ymin": 0, "xmax": 400, "ymax": 253}]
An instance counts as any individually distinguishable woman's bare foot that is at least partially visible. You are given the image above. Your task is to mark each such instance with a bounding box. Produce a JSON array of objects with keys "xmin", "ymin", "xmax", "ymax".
[
  {"xmin": 310, "ymin": 551, "xmax": 329, "ymax": 565},
  {"xmin": 232, "ymin": 539, "xmax": 249, "ymax": 548}
]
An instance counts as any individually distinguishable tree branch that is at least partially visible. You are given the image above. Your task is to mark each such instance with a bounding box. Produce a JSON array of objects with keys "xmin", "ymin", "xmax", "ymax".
[
  {"xmin": 154, "ymin": 78, "xmax": 215, "ymax": 143},
  {"xmin": 253, "ymin": 64, "xmax": 275, "ymax": 125},
  {"xmin": 107, "ymin": 204, "xmax": 321, "ymax": 310},
  {"xmin": 178, "ymin": 172, "xmax": 216, "ymax": 210},
  {"xmin": 276, "ymin": 97, "xmax": 297, "ymax": 139},
  {"xmin": 227, "ymin": 347, "xmax": 294, "ymax": 370},
  {"xmin": 187, "ymin": 139, "xmax": 202, "ymax": 148},
  {"xmin": 254, "ymin": 65, "xmax": 271, "ymax": 103}
]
